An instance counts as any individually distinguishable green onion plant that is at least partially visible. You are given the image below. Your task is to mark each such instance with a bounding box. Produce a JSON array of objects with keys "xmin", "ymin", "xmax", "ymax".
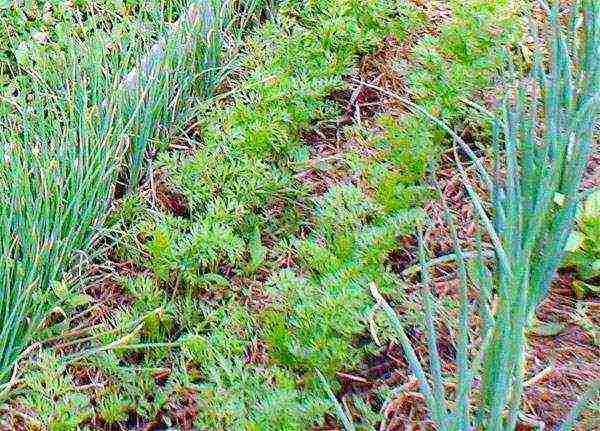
[
  {"xmin": 121, "ymin": 0, "xmax": 226, "ymax": 191},
  {"xmin": 0, "ymin": 0, "xmax": 226, "ymax": 391},
  {"xmin": 324, "ymin": 0, "xmax": 599, "ymax": 429},
  {"xmin": 0, "ymin": 36, "xmax": 128, "ymax": 388}
]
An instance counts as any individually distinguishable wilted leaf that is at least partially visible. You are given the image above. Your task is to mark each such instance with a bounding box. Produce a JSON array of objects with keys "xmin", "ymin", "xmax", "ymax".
[
  {"xmin": 14, "ymin": 41, "xmax": 30, "ymax": 66},
  {"xmin": 32, "ymin": 31, "xmax": 49, "ymax": 44},
  {"xmin": 48, "ymin": 306, "xmax": 67, "ymax": 320}
]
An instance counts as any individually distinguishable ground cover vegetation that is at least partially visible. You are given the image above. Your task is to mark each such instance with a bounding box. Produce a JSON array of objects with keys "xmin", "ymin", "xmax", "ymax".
[{"xmin": 0, "ymin": 0, "xmax": 598, "ymax": 430}]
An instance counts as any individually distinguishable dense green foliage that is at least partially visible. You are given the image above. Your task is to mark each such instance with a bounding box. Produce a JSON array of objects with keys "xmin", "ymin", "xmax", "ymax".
[
  {"xmin": 0, "ymin": 0, "xmax": 220, "ymax": 391},
  {"xmin": 0, "ymin": 1, "xmax": 187, "ymax": 90},
  {"xmin": 0, "ymin": 37, "xmax": 126, "ymax": 385},
  {"xmin": 4, "ymin": 0, "xmax": 594, "ymax": 430}
]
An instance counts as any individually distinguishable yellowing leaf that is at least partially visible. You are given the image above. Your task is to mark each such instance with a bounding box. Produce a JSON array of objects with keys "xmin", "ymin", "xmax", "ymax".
[
  {"xmin": 51, "ymin": 280, "xmax": 69, "ymax": 300},
  {"xmin": 573, "ymin": 280, "xmax": 600, "ymax": 299}
]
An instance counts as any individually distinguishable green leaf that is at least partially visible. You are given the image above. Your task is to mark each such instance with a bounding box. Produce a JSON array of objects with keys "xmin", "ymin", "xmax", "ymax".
[
  {"xmin": 564, "ymin": 230, "xmax": 585, "ymax": 252},
  {"xmin": 583, "ymin": 189, "xmax": 600, "ymax": 219},
  {"xmin": 68, "ymin": 294, "xmax": 94, "ymax": 308},
  {"xmin": 573, "ymin": 280, "xmax": 600, "ymax": 299},
  {"xmin": 0, "ymin": 0, "xmax": 10, "ymax": 10}
]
